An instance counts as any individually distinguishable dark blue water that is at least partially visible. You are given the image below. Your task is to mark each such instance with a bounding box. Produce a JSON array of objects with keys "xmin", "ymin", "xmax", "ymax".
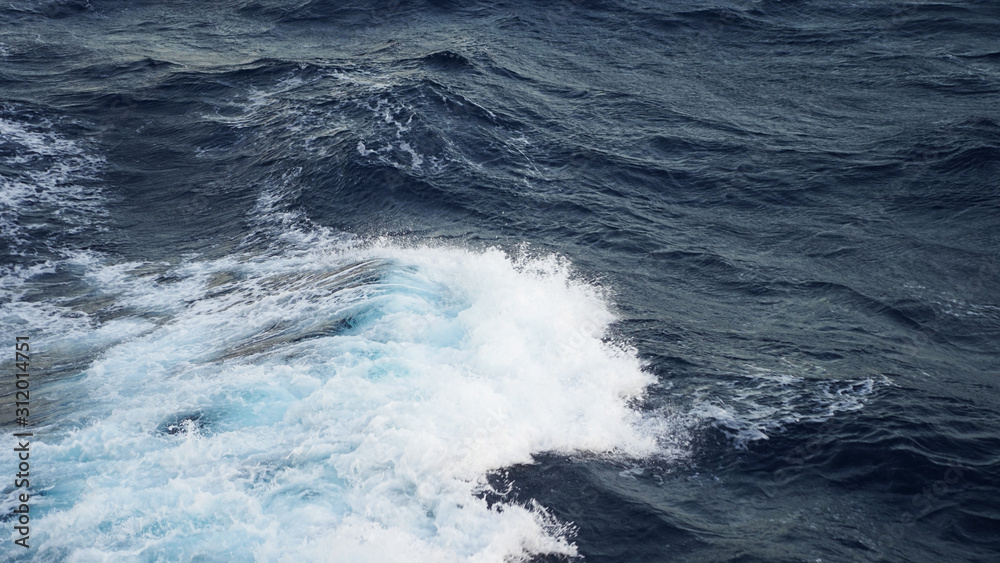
[{"xmin": 1, "ymin": 1, "xmax": 999, "ymax": 561}]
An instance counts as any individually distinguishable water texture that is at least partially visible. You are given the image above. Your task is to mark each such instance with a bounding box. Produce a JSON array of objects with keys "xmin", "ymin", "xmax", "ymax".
[{"xmin": 1, "ymin": 1, "xmax": 998, "ymax": 561}]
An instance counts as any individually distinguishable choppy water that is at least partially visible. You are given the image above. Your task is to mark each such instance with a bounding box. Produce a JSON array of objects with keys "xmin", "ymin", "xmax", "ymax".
[{"xmin": 1, "ymin": 1, "xmax": 999, "ymax": 561}]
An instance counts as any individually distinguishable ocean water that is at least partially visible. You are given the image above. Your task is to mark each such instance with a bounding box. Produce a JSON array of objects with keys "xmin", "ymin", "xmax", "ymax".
[{"xmin": 1, "ymin": 0, "xmax": 998, "ymax": 561}]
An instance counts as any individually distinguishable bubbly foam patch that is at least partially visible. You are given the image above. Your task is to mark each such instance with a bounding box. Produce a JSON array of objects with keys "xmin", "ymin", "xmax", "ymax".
[
  {"xmin": 2, "ymin": 242, "xmax": 661, "ymax": 561},
  {"xmin": 0, "ymin": 112, "xmax": 105, "ymax": 252},
  {"xmin": 689, "ymin": 366, "xmax": 891, "ymax": 448},
  {"xmin": 0, "ymin": 111, "xmax": 114, "ymax": 382}
]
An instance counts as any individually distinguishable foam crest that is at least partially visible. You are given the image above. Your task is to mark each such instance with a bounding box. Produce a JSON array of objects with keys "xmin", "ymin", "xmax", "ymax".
[{"xmin": 4, "ymin": 242, "xmax": 662, "ymax": 561}]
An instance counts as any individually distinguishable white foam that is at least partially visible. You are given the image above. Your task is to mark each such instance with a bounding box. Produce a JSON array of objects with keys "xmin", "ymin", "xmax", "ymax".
[
  {"xmin": 3, "ymin": 241, "xmax": 663, "ymax": 560},
  {"xmin": 0, "ymin": 113, "xmax": 106, "ymax": 251},
  {"xmin": 690, "ymin": 366, "xmax": 891, "ymax": 448},
  {"xmin": 0, "ymin": 114, "xmax": 116, "ymax": 372}
]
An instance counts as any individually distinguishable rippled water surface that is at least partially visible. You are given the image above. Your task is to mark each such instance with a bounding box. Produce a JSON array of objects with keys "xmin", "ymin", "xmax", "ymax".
[{"xmin": 1, "ymin": 1, "xmax": 999, "ymax": 561}]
